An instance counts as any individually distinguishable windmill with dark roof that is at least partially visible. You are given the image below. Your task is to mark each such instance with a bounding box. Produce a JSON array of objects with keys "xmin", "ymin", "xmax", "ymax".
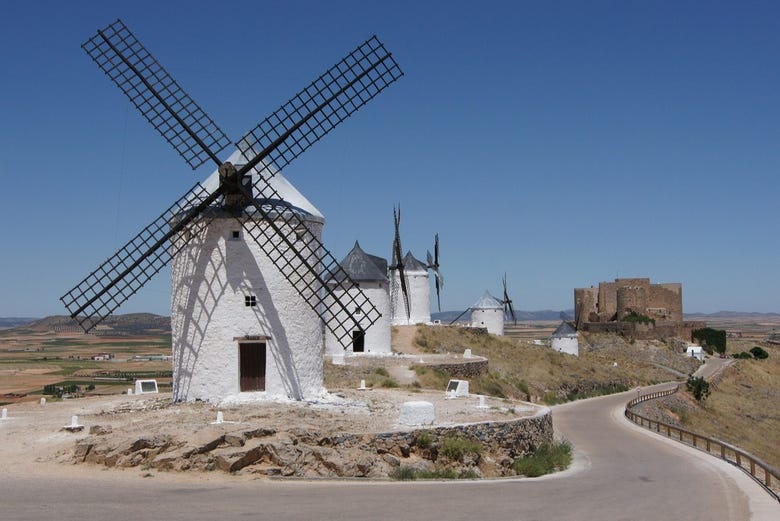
[{"xmin": 326, "ymin": 242, "xmax": 391, "ymax": 355}]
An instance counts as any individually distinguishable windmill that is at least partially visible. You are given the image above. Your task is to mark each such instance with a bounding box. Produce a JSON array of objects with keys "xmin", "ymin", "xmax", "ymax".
[
  {"xmin": 59, "ymin": 20, "xmax": 403, "ymax": 402},
  {"xmin": 388, "ymin": 206, "xmax": 440, "ymax": 325},
  {"xmin": 501, "ymin": 273, "xmax": 517, "ymax": 325},
  {"xmin": 449, "ymin": 274, "xmax": 516, "ymax": 336},
  {"xmin": 325, "ymin": 242, "xmax": 391, "ymax": 355},
  {"xmin": 426, "ymin": 233, "xmax": 444, "ymax": 312}
]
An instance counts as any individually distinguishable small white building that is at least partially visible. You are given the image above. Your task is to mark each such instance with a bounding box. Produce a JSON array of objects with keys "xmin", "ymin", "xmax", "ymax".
[
  {"xmin": 171, "ymin": 150, "xmax": 325, "ymax": 403},
  {"xmin": 325, "ymin": 242, "xmax": 391, "ymax": 355},
  {"xmin": 551, "ymin": 322, "xmax": 579, "ymax": 356},
  {"xmin": 686, "ymin": 344, "xmax": 704, "ymax": 361},
  {"xmin": 470, "ymin": 291, "xmax": 505, "ymax": 335},
  {"xmin": 390, "ymin": 251, "xmax": 431, "ymax": 325}
]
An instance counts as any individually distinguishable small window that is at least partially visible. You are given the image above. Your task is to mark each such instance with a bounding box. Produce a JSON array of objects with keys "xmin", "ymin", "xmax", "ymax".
[
  {"xmin": 354, "ymin": 306, "xmax": 362, "ymax": 315},
  {"xmin": 245, "ymin": 295, "xmax": 257, "ymax": 307},
  {"xmin": 231, "ymin": 230, "xmax": 240, "ymax": 239}
]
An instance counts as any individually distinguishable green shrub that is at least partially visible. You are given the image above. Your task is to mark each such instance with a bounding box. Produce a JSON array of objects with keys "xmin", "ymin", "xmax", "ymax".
[
  {"xmin": 686, "ymin": 375, "xmax": 711, "ymax": 402},
  {"xmin": 750, "ymin": 346, "xmax": 769, "ymax": 360},
  {"xmin": 693, "ymin": 328, "xmax": 727, "ymax": 355},
  {"xmin": 373, "ymin": 367, "xmax": 389, "ymax": 377},
  {"xmin": 390, "ymin": 466, "xmax": 417, "ymax": 480},
  {"xmin": 733, "ymin": 352, "xmax": 753, "ymax": 359},
  {"xmin": 440, "ymin": 436, "xmax": 482, "ymax": 462},
  {"xmin": 380, "ymin": 378, "xmax": 399, "ymax": 388},
  {"xmin": 620, "ymin": 311, "xmax": 655, "ymax": 325},
  {"xmin": 512, "ymin": 440, "xmax": 572, "ymax": 477},
  {"xmin": 415, "ymin": 431, "xmax": 434, "ymax": 449}
]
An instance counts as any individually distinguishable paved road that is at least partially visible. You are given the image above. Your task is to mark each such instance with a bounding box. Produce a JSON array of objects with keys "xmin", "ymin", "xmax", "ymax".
[{"xmin": 2, "ymin": 387, "xmax": 776, "ymax": 520}]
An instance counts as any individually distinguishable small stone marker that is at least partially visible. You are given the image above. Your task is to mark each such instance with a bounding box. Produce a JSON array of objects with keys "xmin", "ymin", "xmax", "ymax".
[
  {"xmin": 40, "ymin": 397, "xmax": 46, "ymax": 406},
  {"xmin": 134, "ymin": 379, "xmax": 158, "ymax": 394},
  {"xmin": 63, "ymin": 415, "xmax": 84, "ymax": 432},
  {"xmin": 1, "ymin": 408, "xmax": 7, "ymax": 420},
  {"xmin": 463, "ymin": 348, "xmax": 472, "ymax": 358},
  {"xmin": 358, "ymin": 379, "xmax": 367, "ymax": 390},
  {"xmin": 216, "ymin": 411, "xmax": 224, "ymax": 424},
  {"xmin": 477, "ymin": 395, "xmax": 488, "ymax": 409},
  {"xmin": 399, "ymin": 401, "xmax": 435, "ymax": 426},
  {"xmin": 446, "ymin": 379, "xmax": 469, "ymax": 397},
  {"xmin": 127, "ymin": 388, "xmax": 133, "ymax": 395}
]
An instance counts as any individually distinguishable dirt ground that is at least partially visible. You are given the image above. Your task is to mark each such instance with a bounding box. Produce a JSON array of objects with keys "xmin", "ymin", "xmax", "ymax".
[{"xmin": 0, "ymin": 384, "xmax": 543, "ymax": 477}]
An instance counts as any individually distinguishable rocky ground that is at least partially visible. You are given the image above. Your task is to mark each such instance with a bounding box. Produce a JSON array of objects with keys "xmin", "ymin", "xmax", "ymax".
[{"xmin": 0, "ymin": 387, "xmax": 547, "ymax": 479}]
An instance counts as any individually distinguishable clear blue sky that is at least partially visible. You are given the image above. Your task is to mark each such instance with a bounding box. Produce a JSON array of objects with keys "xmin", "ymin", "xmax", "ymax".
[{"xmin": 1, "ymin": 0, "xmax": 778, "ymax": 317}]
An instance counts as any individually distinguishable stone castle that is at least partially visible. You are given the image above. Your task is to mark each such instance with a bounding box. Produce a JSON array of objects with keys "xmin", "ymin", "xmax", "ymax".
[{"xmin": 574, "ymin": 278, "xmax": 704, "ymax": 340}]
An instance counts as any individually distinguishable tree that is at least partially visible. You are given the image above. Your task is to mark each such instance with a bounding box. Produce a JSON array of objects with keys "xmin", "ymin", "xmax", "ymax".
[
  {"xmin": 686, "ymin": 376, "xmax": 711, "ymax": 402},
  {"xmin": 749, "ymin": 346, "xmax": 769, "ymax": 360},
  {"xmin": 692, "ymin": 328, "xmax": 727, "ymax": 356}
]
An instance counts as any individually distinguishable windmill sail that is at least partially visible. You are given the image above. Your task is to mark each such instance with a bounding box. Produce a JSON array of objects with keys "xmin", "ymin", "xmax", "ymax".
[
  {"xmin": 60, "ymin": 183, "xmax": 216, "ymax": 331},
  {"xmin": 63, "ymin": 19, "xmax": 403, "ymax": 346},
  {"xmin": 82, "ymin": 19, "xmax": 230, "ymax": 169}
]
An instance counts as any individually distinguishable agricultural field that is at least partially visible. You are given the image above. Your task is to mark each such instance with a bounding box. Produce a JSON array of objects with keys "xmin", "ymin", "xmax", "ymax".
[{"xmin": 0, "ymin": 315, "xmax": 172, "ymax": 405}]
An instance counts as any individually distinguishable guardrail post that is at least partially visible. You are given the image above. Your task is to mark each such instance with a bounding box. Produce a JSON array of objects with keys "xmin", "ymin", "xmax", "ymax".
[
  {"xmin": 736, "ymin": 452, "xmax": 741, "ymax": 467},
  {"xmin": 692, "ymin": 434, "xmax": 696, "ymax": 448},
  {"xmin": 706, "ymin": 439, "xmax": 710, "ymax": 452},
  {"xmin": 766, "ymin": 469, "xmax": 771, "ymax": 487},
  {"xmin": 750, "ymin": 460, "xmax": 755, "ymax": 476},
  {"xmin": 721, "ymin": 445, "xmax": 725, "ymax": 459}
]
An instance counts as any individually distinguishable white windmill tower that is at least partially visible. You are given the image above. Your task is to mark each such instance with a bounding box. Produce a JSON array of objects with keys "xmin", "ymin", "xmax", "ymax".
[
  {"xmin": 551, "ymin": 321, "xmax": 579, "ymax": 356},
  {"xmin": 325, "ymin": 242, "xmax": 391, "ymax": 355},
  {"xmin": 388, "ymin": 207, "xmax": 443, "ymax": 325},
  {"xmin": 452, "ymin": 274, "xmax": 516, "ymax": 336},
  {"xmin": 60, "ymin": 20, "xmax": 403, "ymax": 403},
  {"xmin": 469, "ymin": 292, "xmax": 505, "ymax": 335}
]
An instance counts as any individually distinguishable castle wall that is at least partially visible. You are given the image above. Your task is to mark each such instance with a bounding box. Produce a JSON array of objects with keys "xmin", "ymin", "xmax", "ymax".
[
  {"xmin": 597, "ymin": 282, "xmax": 618, "ymax": 321},
  {"xmin": 577, "ymin": 277, "xmax": 690, "ymax": 340},
  {"xmin": 574, "ymin": 287, "xmax": 598, "ymax": 328}
]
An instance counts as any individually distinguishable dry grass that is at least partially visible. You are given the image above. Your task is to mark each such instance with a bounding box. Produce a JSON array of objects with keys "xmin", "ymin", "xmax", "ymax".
[
  {"xmin": 406, "ymin": 325, "xmax": 700, "ymax": 403},
  {"xmin": 675, "ymin": 341, "xmax": 780, "ymax": 469}
]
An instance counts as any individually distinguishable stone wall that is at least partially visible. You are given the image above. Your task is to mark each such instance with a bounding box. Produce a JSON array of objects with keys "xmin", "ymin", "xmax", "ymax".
[
  {"xmin": 73, "ymin": 408, "xmax": 553, "ymax": 478},
  {"xmin": 416, "ymin": 357, "xmax": 489, "ymax": 378}
]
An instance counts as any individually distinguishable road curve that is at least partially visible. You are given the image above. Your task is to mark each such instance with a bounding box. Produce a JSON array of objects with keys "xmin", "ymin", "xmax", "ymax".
[{"xmin": 2, "ymin": 388, "xmax": 777, "ymax": 521}]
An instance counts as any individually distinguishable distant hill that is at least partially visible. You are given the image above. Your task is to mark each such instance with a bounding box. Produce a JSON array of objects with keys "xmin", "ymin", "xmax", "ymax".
[
  {"xmin": 685, "ymin": 311, "xmax": 780, "ymax": 318},
  {"xmin": 0, "ymin": 317, "xmax": 38, "ymax": 328},
  {"xmin": 4, "ymin": 313, "xmax": 171, "ymax": 334},
  {"xmin": 432, "ymin": 309, "xmax": 574, "ymax": 323}
]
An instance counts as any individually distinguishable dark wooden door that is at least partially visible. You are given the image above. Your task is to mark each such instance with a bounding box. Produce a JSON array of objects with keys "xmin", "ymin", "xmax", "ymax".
[
  {"xmin": 352, "ymin": 330, "xmax": 365, "ymax": 352},
  {"xmin": 240, "ymin": 342, "xmax": 266, "ymax": 391}
]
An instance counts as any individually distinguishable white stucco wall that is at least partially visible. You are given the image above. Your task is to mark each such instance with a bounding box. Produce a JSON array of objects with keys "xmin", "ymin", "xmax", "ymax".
[
  {"xmin": 470, "ymin": 308, "xmax": 504, "ymax": 335},
  {"xmin": 325, "ymin": 281, "xmax": 391, "ymax": 355},
  {"xmin": 171, "ymin": 214, "xmax": 324, "ymax": 403},
  {"xmin": 390, "ymin": 268, "xmax": 431, "ymax": 325},
  {"xmin": 551, "ymin": 336, "xmax": 579, "ymax": 356}
]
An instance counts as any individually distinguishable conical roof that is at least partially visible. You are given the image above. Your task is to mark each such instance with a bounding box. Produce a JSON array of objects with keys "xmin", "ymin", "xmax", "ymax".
[
  {"xmin": 194, "ymin": 148, "xmax": 324, "ymax": 221},
  {"xmin": 552, "ymin": 321, "xmax": 577, "ymax": 337},
  {"xmin": 402, "ymin": 251, "xmax": 427, "ymax": 272},
  {"xmin": 331, "ymin": 241, "xmax": 388, "ymax": 283},
  {"xmin": 472, "ymin": 291, "xmax": 503, "ymax": 310}
]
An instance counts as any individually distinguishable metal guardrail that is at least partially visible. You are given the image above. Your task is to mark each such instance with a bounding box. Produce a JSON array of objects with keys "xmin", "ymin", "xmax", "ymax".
[{"xmin": 625, "ymin": 384, "xmax": 780, "ymax": 502}]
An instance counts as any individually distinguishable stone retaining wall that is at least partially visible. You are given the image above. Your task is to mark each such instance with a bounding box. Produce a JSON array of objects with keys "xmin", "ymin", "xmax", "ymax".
[{"xmin": 417, "ymin": 357, "xmax": 488, "ymax": 378}]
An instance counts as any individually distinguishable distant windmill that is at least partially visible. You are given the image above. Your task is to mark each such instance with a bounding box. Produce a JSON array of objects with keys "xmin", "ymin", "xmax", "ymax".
[
  {"xmin": 449, "ymin": 273, "xmax": 516, "ymax": 336},
  {"xmin": 60, "ymin": 20, "xmax": 403, "ymax": 402},
  {"xmin": 388, "ymin": 206, "xmax": 441, "ymax": 325},
  {"xmin": 501, "ymin": 273, "xmax": 517, "ymax": 325}
]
